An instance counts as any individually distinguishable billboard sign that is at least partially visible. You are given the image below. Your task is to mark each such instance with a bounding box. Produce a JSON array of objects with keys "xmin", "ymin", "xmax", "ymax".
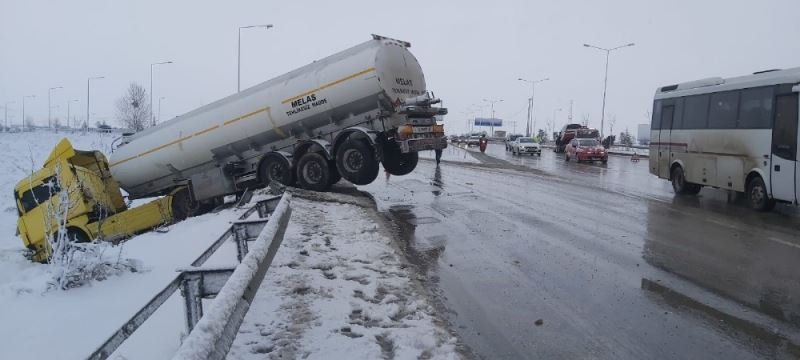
[{"xmin": 474, "ymin": 118, "xmax": 502, "ymax": 127}]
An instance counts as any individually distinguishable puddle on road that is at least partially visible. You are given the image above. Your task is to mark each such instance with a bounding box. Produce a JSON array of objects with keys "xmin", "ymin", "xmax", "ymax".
[
  {"xmin": 641, "ymin": 278, "xmax": 800, "ymax": 358},
  {"xmin": 387, "ymin": 205, "xmax": 447, "ymax": 272}
]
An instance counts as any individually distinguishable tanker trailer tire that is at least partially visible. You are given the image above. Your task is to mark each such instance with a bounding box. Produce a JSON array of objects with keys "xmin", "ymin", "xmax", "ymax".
[
  {"xmin": 336, "ymin": 139, "xmax": 379, "ymax": 185},
  {"xmin": 171, "ymin": 187, "xmax": 199, "ymax": 221},
  {"xmin": 259, "ymin": 154, "xmax": 295, "ymax": 187},
  {"xmin": 296, "ymin": 152, "xmax": 332, "ymax": 192},
  {"xmin": 328, "ymin": 160, "xmax": 342, "ymax": 185},
  {"xmin": 382, "ymin": 142, "xmax": 418, "ymax": 176}
]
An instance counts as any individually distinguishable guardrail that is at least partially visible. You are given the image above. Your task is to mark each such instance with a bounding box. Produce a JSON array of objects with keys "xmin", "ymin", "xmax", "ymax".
[{"xmin": 88, "ymin": 192, "xmax": 291, "ymax": 360}]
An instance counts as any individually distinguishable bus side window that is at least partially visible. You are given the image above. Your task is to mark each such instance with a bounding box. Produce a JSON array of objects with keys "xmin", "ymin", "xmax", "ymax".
[
  {"xmin": 651, "ymin": 100, "xmax": 661, "ymax": 130},
  {"xmin": 684, "ymin": 94, "xmax": 710, "ymax": 129},
  {"xmin": 772, "ymin": 94, "xmax": 799, "ymax": 161},
  {"xmin": 738, "ymin": 87, "xmax": 774, "ymax": 129},
  {"xmin": 708, "ymin": 91, "xmax": 740, "ymax": 129}
]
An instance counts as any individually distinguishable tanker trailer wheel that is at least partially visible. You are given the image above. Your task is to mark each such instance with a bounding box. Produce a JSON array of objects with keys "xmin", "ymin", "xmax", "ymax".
[
  {"xmin": 171, "ymin": 187, "xmax": 199, "ymax": 221},
  {"xmin": 328, "ymin": 160, "xmax": 342, "ymax": 185},
  {"xmin": 382, "ymin": 142, "xmax": 419, "ymax": 176},
  {"xmin": 296, "ymin": 152, "xmax": 332, "ymax": 192},
  {"xmin": 336, "ymin": 139, "xmax": 379, "ymax": 185},
  {"xmin": 259, "ymin": 154, "xmax": 295, "ymax": 187}
]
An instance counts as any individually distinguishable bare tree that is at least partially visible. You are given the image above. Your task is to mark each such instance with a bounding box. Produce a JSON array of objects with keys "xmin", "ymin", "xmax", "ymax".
[{"xmin": 116, "ymin": 82, "xmax": 151, "ymax": 132}]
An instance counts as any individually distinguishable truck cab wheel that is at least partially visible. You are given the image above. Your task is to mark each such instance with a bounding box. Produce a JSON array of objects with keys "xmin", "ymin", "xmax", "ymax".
[
  {"xmin": 172, "ymin": 187, "xmax": 199, "ymax": 221},
  {"xmin": 296, "ymin": 152, "xmax": 332, "ymax": 192},
  {"xmin": 382, "ymin": 142, "xmax": 418, "ymax": 176},
  {"xmin": 260, "ymin": 154, "xmax": 294, "ymax": 187},
  {"xmin": 65, "ymin": 227, "xmax": 90, "ymax": 243},
  {"xmin": 336, "ymin": 139, "xmax": 379, "ymax": 185}
]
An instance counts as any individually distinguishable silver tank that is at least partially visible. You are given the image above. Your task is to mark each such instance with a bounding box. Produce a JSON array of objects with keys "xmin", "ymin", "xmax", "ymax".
[{"xmin": 109, "ymin": 35, "xmax": 427, "ymax": 196}]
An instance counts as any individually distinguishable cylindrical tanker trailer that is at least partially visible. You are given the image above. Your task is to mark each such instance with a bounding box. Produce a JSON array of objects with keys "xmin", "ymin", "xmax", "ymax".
[{"xmin": 109, "ymin": 35, "xmax": 446, "ymax": 215}]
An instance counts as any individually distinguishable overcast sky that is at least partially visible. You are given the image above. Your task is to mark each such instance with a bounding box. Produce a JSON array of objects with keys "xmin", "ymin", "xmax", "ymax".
[{"xmin": 2, "ymin": 0, "xmax": 799, "ymax": 137}]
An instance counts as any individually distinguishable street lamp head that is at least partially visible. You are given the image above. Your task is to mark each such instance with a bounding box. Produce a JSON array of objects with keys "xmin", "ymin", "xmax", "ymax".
[
  {"xmin": 583, "ymin": 44, "xmax": 591, "ymax": 47},
  {"xmin": 627, "ymin": 43, "xmax": 635, "ymax": 47}
]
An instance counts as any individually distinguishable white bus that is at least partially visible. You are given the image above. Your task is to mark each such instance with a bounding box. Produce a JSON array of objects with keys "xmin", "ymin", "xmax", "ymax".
[{"xmin": 650, "ymin": 68, "xmax": 800, "ymax": 211}]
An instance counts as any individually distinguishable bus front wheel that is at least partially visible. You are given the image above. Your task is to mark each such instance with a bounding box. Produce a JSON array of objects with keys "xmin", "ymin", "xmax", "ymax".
[{"xmin": 747, "ymin": 176, "xmax": 775, "ymax": 211}]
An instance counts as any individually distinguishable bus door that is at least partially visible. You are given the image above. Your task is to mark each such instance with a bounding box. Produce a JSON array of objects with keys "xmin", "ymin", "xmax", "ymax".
[
  {"xmin": 770, "ymin": 93, "xmax": 798, "ymax": 203},
  {"xmin": 658, "ymin": 104, "xmax": 675, "ymax": 179}
]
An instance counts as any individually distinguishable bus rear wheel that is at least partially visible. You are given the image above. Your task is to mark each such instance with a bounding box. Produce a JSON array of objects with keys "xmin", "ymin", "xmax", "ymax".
[
  {"xmin": 671, "ymin": 166, "xmax": 701, "ymax": 195},
  {"xmin": 747, "ymin": 176, "xmax": 775, "ymax": 211}
]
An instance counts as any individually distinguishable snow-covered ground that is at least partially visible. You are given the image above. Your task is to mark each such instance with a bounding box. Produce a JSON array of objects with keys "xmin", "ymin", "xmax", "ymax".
[
  {"xmin": 418, "ymin": 145, "xmax": 479, "ymax": 164},
  {"xmin": 228, "ymin": 190, "xmax": 458, "ymax": 360},
  {"xmin": 0, "ymin": 130, "xmax": 459, "ymax": 359}
]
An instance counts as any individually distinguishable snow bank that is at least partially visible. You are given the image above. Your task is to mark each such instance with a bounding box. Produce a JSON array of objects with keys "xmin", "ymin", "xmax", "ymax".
[{"xmin": 226, "ymin": 190, "xmax": 459, "ymax": 360}]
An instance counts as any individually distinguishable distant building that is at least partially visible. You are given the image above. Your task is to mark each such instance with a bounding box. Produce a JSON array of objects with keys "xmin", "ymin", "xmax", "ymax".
[{"xmin": 637, "ymin": 124, "xmax": 650, "ymax": 145}]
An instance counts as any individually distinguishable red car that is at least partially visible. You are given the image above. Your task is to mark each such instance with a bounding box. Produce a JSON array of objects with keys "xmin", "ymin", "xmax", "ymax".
[{"xmin": 565, "ymin": 138, "xmax": 608, "ymax": 163}]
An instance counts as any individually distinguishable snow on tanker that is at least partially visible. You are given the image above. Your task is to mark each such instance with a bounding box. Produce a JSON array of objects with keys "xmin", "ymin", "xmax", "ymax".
[
  {"xmin": 15, "ymin": 35, "xmax": 447, "ymax": 261},
  {"xmin": 110, "ymin": 34, "xmax": 447, "ymax": 214}
]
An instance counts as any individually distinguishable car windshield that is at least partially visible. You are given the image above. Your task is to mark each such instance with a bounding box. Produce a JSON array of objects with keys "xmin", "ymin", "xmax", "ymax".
[
  {"xmin": 519, "ymin": 138, "xmax": 534, "ymax": 143},
  {"xmin": 578, "ymin": 139, "xmax": 599, "ymax": 147}
]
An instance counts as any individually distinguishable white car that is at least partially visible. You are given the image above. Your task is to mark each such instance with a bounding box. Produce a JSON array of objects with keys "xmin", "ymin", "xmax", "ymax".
[{"xmin": 511, "ymin": 137, "xmax": 541, "ymax": 156}]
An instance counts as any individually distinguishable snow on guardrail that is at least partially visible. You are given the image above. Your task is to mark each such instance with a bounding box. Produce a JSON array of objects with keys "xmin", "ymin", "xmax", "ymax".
[{"xmin": 172, "ymin": 192, "xmax": 292, "ymax": 360}]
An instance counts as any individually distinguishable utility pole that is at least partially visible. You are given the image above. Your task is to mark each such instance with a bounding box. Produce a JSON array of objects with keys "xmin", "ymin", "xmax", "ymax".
[
  {"xmin": 67, "ymin": 99, "xmax": 78, "ymax": 129},
  {"xmin": 48, "ymin": 86, "xmax": 62, "ymax": 128},
  {"xmin": 238, "ymin": 24, "xmax": 273, "ymax": 92},
  {"xmin": 22, "ymin": 95, "xmax": 35, "ymax": 131},
  {"xmin": 482, "ymin": 98, "xmax": 503, "ymax": 137},
  {"xmin": 3, "ymin": 101, "xmax": 13, "ymax": 131},
  {"xmin": 583, "ymin": 42, "xmax": 635, "ymax": 139},
  {"xmin": 518, "ymin": 77, "xmax": 549, "ymax": 137}
]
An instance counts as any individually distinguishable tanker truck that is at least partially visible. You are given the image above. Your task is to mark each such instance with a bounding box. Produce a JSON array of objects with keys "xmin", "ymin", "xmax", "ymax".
[
  {"xmin": 15, "ymin": 35, "xmax": 447, "ymax": 261},
  {"xmin": 110, "ymin": 34, "xmax": 447, "ymax": 215}
]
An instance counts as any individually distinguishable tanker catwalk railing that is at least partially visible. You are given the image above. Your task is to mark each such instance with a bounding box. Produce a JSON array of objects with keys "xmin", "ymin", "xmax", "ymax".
[{"xmin": 87, "ymin": 191, "xmax": 292, "ymax": 360}]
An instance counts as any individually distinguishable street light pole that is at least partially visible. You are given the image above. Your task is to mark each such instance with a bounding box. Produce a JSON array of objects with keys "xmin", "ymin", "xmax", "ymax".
[
  {"xmin": 48, "ymin": 86, "xmax": 63, "ymax": 128},
  {"xmin": 3, "ymin": 101, "xmax": 13, "ymax": 131},
  {"xmin": 67, "ymin": 99, "xmax": 78, "ymax": 129},
  {"xmin": 87, "ymin": 76, "xmax": 105, "ymax": 132},
  {"xmin": 150, "ymin": 61, "xmax": 173, "ymax": 127},
  {"xmin": 518, "ymin": 77, "xmax": 549, "ymax": 137},
  {"xmin": 22, "ymin": 95, "xmax": 35, "ymax": 131},
  {"xmin": 482, "ymin": 98, "xmax": 503, "ymax": 137},
  {"xmin": 238, "ymin": 24, "xmax": 273, "ymax": 92},
  {"xmin": 583, "ymin": 42, "xmax": 635, "ymax": 139}
]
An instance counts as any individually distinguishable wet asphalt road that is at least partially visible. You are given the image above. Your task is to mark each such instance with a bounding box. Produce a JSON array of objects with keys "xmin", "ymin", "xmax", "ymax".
[{"xmin": 360, "ymin": 143, "xmax": 800, "ymax": 360}]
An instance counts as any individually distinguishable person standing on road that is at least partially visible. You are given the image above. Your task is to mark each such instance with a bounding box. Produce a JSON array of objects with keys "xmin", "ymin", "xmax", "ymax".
[{"xmin": 435, "ymin": 149, "xmax": 442, "ymax": 165}]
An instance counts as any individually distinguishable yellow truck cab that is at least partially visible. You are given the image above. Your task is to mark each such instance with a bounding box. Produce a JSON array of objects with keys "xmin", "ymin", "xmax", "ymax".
[{"xmin": 15, "ymin": 139, "xmax": 174, "ymax": 262}]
